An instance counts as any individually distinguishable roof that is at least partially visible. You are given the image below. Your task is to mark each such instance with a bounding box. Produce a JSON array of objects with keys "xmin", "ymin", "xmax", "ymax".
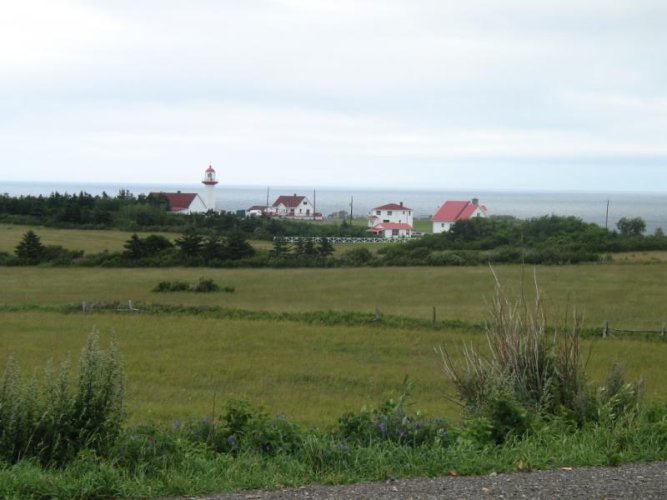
[
  {"xmin": 272, "ymin": 195, "xmax": 307, "ymax": 208},
  {"xmin": 373, "ymin": 203, "xmax": 411, "ymax": 211},
  {"xmin": 432, "ymin": 200, "xmax": 487, "ymax": 222},
  {"xmin": 205, "ymin": 165, "xmax": 216, "ymax": 173},
  {"xmin": 150, "ymin": 192, "xmax": 199, "ymax": 212},
  {"xmin": 368, "ymin": 223, "xmax": 413, "ymax": 232}
]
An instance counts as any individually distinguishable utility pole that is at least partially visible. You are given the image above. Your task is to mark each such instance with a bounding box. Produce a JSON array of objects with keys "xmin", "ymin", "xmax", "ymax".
[
  {"xmin": 605, "ymin": 200, "xmax": 610, "ymax": 230},
  {"xmin": 350, "ymin": 196, "xmax": 354, "ymax": 223},
  {"xmin": 313, "ymin": 189, "xmax": 316, "ymax": 220}
]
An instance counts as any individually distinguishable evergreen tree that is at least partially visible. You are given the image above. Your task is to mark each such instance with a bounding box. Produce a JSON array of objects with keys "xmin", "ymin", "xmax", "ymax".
[
  {"xmin": 143, "ymin": 234, "xmax": 173, "ymax": 256},
  {"xmin": 175, "ymin": 229, "xmax": 204, "ymax": 262},
  {"xmin": 271, "ymin": 236, "xmax": 289, "ymax": 256},
  {"xmin": 317, "ymin": 237, "xmax": 335, "ymax": 257},
  {"xmin": 122, "ymin": 234, "xmax": 145, "ymax": 259},
  {"xmin": 292, "ymin": 239, "xmax": 305, "ymax": 256},
  {"xmin": 15, "ymin": 230, "xmax": 45, "ymax": 262},
  {"xmin": 303, "ymin": 239, "xmax": 317, "ymax": 256},
  {"xmin": 202, "ymin": 234, "xmax": 227, "ymax": 262},
  {"xmin": 224, "ymin": 231, "xmax": 255, "ymax": 260}
]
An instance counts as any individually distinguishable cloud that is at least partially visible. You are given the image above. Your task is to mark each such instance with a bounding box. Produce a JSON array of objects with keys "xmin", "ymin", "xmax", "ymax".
[{"xmin": 0, "ymin": 1, "xmax": 665, "ymax": 191}]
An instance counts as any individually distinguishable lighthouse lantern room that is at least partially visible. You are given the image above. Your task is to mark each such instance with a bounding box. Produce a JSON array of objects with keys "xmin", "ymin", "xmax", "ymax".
[{"xmin": 202, "ymin": 165, "xmax": 219, "ymax": 211}]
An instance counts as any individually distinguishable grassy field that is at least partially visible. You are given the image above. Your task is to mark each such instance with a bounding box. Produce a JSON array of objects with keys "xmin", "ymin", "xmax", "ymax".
[
  {"xmin": 2, "ymin": 264, "xmax": 666, "ymax": 330},
  {"xmin": 1, "ymin": 311, "xmax": 664, "ymax": 428},
  {"xmin": 1, "ymin": 226, "xmax": 666, "ymax": 428},
  {"xmin": 0, "ymin": 224, "xmax": 179, "ymax": 254}
]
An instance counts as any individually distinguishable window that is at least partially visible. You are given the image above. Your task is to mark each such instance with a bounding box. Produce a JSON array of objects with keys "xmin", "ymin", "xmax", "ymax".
[
  {"xmin": 392, "ymin": 229, "xmax": 399, "ymax": 236},
  {"xmin": 387, "ymin": 211, "xmax": 393, "ymax": 216},
  {"xmin": 376, "ymin": 210, "xmax": 381, "ymax": 215}
]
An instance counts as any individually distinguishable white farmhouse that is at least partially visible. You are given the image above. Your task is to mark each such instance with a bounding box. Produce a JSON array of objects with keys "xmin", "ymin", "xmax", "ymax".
[
  {"xmin": 431, "ymin": 198, "xmax": 487, "ymax": 233},
  {"xmin": 268, "ymin": 194, "xmax": 321, "ymax": 220},
  {"xmin": 368, "ymin": 202, "xmax": 414, "ymax": 238}
]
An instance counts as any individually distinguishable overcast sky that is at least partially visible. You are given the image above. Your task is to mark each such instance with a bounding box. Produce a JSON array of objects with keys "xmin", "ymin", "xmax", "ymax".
[{"xmin": 1, "ymin": 0, "xmax": 665, "ymax": 191}]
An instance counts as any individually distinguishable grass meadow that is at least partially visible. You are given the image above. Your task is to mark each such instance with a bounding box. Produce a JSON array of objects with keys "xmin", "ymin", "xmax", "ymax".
[
  {"xmin": 1, "ymin": 264, "xmax": 666, "ymax": 329},
  {"xmin": 0, "ymin": 224, "xmax": 178, "ymax": 254},
  {"xmin": 1, "ymin": 311, "xmax": 666, "ymax": 428}
]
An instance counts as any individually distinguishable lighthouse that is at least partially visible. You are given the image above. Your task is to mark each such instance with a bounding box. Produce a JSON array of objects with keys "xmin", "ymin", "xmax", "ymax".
[{"xmin": 202, "ymin": 165, "xmax": 218, "ymax": 211}]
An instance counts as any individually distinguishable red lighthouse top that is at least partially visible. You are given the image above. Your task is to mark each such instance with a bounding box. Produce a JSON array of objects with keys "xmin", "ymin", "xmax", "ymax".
[{"xmin": 202, "ymin": 165, "xmax": 218, "ymax": 185}]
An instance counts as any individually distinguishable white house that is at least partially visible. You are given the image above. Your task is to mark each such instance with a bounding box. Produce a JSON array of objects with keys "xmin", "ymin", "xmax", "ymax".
[
  {"xmin": 368, "ymin": 202, "xmax": 413, "ymax": 238},
  {"xmin": 431, "ymin": 198, "xmax": 487, "ymax": 233},
  {"xmin": 150, "ymin": 192, "xmax": 208, "ymax": 214},
  {"xmin": 267, "ymin": 194, "xmax": 322, "ymax": 219},
  {"xmin": 245, "ymin": 205, "xmax": 268, "ymax": 217}
]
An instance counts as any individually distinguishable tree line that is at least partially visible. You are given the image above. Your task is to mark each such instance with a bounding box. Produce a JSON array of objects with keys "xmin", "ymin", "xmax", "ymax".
[
  {"xmin": 0, "ymin": 191, "xmax": 367, "ymax": 239},
  {"xmin": 4, "ymin": 212, "xmax": 666, "ymax": 268}
]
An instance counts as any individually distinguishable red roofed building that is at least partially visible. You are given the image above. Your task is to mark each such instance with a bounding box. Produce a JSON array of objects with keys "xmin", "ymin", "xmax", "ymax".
[
  {"xmin": 266, "ymin": 194, "xmax": 322, "ymax": 220},
  {"xmin": 431, "ymin": 198, "xmax": 487, "ymax": 233},
  {"xmin": 150, "ymin": 192, "xmax": 208, "ymax": 214},
  {"xmin": 368, "ymin": 202, "xmax": 413, "ymax": 238}
]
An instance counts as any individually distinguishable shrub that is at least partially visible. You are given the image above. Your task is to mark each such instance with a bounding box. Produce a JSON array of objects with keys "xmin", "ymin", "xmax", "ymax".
[
  {"xmin": 336, "ymin": 381, "xmax": 452, "ymax": 447},
  {"xmin": 183, "ymin": 401, "xmax": 304, "ymax": 456},
  {"xmin": 0, "ymin": 332, "xmax": 125, "ymax": 465},
  {"xmin": 440, "ymin": 272, "xmax": 642, "ymax": 433},
  {"xmin": 193, "ymin": 278, "xmax": 219, "ymax": 293}
]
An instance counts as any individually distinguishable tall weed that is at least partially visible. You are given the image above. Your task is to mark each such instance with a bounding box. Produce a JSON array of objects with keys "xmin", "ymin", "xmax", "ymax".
[
  {"xmin": 441, "ymin": 270, "xmax": 642, "ymax": 439},
  {"xmin": 0, "ymin": 331, "xmax": 125, "ymax": 465}
]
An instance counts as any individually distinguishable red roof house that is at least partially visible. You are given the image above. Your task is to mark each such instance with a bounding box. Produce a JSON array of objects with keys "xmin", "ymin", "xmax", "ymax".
[
  {"xmin": 367, "ymin": 202, "xmax": 413, "ymax": 238},
  {"xmin": 150, "ymin": 192, "xmax": 208, "ymax": 214},
  {"xmin": 267, "ymin": 194, "xmax": 321, "ymax": 219},
  {"xmin": 432, "ymin": 198, "xmax": 487, "ymax": 233}
]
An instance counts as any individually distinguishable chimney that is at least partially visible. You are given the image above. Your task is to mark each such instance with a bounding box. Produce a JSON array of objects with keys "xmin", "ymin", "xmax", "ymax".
[{"xmin": 400, "ymin": 201, "xmax": 403, "ymax": 207}]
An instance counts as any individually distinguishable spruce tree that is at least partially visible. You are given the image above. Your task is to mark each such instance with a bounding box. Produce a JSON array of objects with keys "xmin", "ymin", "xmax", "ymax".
[
  {"xmin": 15, "ymin": 230, "xmax": 45, "ymax": 262},
  {"xmin": 317, "ymin": 237, "xmax": 335, "ymax": 257}
]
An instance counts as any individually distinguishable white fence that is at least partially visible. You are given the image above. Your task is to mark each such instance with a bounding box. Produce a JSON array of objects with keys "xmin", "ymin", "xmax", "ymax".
[{"xmin": 277, "ymin": 236, "xmax": 415, "ymax": 244}]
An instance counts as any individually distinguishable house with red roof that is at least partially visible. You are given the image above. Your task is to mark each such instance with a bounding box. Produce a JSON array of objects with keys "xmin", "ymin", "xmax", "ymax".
[
  {"xmin": 150, "ymin": 191, "xmax": 208, "ymax": 214},
  {"xmin": 266, "ymin": 194, "xmax": 322, "ymax": 220},
  {"xmin": 431, "ymin": 198, "xmax": 487, "ymax": 233},
  {"xmin": 368, "ymin": 202, "xmax": 414, "ymax": 238}
]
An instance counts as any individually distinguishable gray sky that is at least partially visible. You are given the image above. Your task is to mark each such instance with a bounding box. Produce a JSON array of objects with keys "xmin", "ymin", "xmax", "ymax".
[{"xmin": 1, "ymin": 0, "xmax": 666, "ymax": 191}]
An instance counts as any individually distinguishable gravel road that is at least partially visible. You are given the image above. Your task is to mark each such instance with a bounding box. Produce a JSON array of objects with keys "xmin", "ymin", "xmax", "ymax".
[{"xmin": 191, "ymin": 461, "xmax": 667, "ymax": 499}]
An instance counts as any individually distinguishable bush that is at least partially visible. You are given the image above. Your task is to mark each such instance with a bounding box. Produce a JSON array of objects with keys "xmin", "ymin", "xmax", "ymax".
[
  {"xmin": 441, "ymin": 274, "xmax": 642, "ymax": 434},
  {"xmin": 193, "ymin": 278, "xmax": 219, "ymax": 293},
  {"xmin": 0, "ymin": 332, "xmax": 125, "ymax": 465},
  {"xmin": 152, "ymin": 279, "xmax": 225, "ymax": 293},
  {"xmin": 336, "ymin": 382, "xmax": 452, "ymax": 447},
  {"xmin": 183, "ymin": 401, "xmax": 304, "ymax": 456}
]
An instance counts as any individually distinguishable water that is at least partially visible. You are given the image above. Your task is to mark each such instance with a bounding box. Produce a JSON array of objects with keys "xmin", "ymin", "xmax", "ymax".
[{"xmin": 2, "ymin": 181, "xmax": 666, "ymax": 233}]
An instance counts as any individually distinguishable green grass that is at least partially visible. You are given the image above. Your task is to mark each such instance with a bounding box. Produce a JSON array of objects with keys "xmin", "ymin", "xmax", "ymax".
[
  {"xmin": 1, "ymin": 311, "xmax": 665, "ymax": 428},
  {"xmin": 413, "ymin": 218, "xmax": 433, "ymax": 233},
  {"xmin": 0, "ymin": 224, "xmax": 178, "ymax": 254},
  {"xmin": 1, "ymin": 264, "xmax": 666, "ymax": 330}
]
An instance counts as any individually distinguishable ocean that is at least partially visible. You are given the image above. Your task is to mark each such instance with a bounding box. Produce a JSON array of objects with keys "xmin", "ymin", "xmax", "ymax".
[{"xmin": 2, "ymin": 181, "xmax": 666, "ymax": 233}]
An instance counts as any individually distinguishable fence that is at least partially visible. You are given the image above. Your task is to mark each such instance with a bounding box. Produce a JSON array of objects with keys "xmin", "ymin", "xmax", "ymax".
[
  {"xmin": 601, "ymin": 320, "xmax": 666, "ymax": 338},
  {"xmin": 278, "ymin": 236, "xmax": 413, "ymax": 244}
]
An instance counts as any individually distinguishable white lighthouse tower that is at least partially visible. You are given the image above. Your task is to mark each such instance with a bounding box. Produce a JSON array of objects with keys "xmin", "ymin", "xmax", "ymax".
[{"xmin": 202, "ymin": 165, "xmax": 219, "ymax": 211}]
